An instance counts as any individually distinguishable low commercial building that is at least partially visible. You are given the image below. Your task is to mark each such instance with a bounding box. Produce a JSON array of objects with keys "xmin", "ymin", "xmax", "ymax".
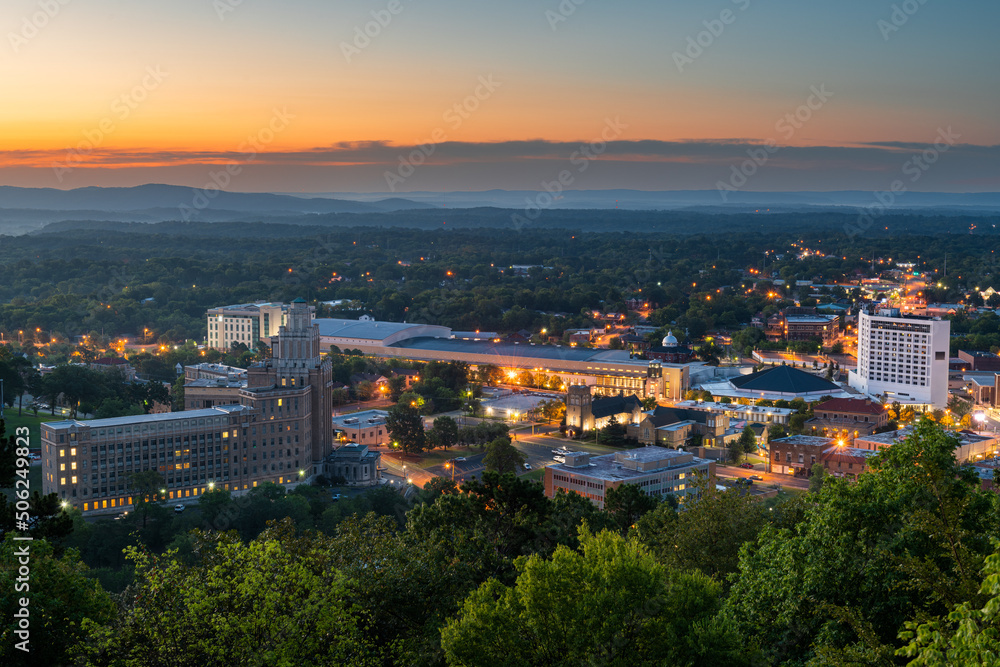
[
  {"xmin": 770, "ymin": 435, "xmax": 837, "ymax": 477},
  {"xmin": 325, "ymin": 443, "xmax": 381, "ymax": 486},
  {"xmin": 332, "ymin": 410, "xmax": 390, "ymax": 447},
  {"xmin": 958, "ymin": 350, "xmax": 1000, "ymax": 372},
  {"xmin": 853, "ymin": 427, "xmax": 1000, "ymax": 462},
  {"xmin": 805, "ymin": 397, "xmax": 888, "ymax": 441},
  {"xmin": 821, "ymin": 445, "xmax": 879, "ymax": 480},
  {"xmin": 544, "ymin": 447, "xmax": 715, "ymax": 508}
]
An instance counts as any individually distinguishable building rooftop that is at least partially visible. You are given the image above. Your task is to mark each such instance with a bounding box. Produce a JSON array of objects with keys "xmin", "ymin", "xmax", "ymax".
[
  {"xmin": 674, "ymin": 400, "xmax": 797, "ymax": 416},
  {"xmin": 855, "ymin": 427, "xmax": 994, "ymax": 448},
  {"xmin": 317, "ymin": 319, "xmax": 437, "ymax": 341},
  {"xmin": 549, "ymin": 446, "xmax": 711, "ymax": 482},
  {"xmin": 730, "ymin": 366, "xmax": 841, "ymax": 395},
  {"xmin": 772, "ymin": 435, "xmax": 837, "ymax": 447},
  {"xmin": 784, "ymin": 315, "xmax": 839, "ymax": 324},
  {"xmin": 42, "ymin": 405, "xmax": 248, "ymax": 430},
  {"xmin": 332, "ymin": 410, "xmax": 389, "ymax": 428},
  {"xmin": 185, "ymin": 377, "xmax": 246, "ymax": 388},
  {"xmin": 390, "ymin": 336, "xmax": 671, "ymax": 367},
  {"xmin": 591, "ymin": 394, "xmax": 642, "ymax": 419},
  {"xmin": 813, "ymin": 397, "xmax": 885, "ymax": 415}
]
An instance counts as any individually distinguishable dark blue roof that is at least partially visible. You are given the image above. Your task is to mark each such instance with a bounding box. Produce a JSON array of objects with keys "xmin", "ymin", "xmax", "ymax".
[{"xmin": 730, "ymin": 365, "xmax": 839, "ymax": 394}]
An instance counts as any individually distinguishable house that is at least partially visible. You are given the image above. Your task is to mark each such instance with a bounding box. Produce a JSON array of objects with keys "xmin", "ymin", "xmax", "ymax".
[
  {"xmin": 349, "ymin": 373, "xmax": 389, "ymax": 390},
  {"xmin": 88, "ymin": 358, "xmax": 137, "ymax": 381},
  {"xmin": 391, "ymin": 368, "xmax": 420, "ymax": 390}
]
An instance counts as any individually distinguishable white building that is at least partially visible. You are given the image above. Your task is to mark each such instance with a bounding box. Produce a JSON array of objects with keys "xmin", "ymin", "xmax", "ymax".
[
  {"xmin": 848, "ymin": 307, "xmax": 950, "ymax": 408},
  {"xmin": 206, "ymin": 302, "xmax": 316, "ymax": 351}
]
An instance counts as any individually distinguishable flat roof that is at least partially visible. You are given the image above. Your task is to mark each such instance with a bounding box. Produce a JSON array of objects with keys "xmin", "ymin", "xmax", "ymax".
[
  {"xmin": 332, "ymin": 410, "xmax": 389, "ymax": 426},
  {"xmin": 549, "ymin": 446, "xmax": 711, "ymax": 482},
  {"xmin": 389, "ymin": 337, "xmax": 662, "ymax": 367},
  {"xmin": 316, "ymin": 319, "xmax": 446, "ymax": 341},
  {"xmin": 43, "ymin": 405, "xmax": 248, "ymax": 430},
  {"xmin": 772, "ymin": 435, "xmax": 837, "ymax": 447}
]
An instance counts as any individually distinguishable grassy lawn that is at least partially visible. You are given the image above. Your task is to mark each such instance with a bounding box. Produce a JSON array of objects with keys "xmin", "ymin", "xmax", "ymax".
[
  {"xmin": 520, "ymin": 468, "xmax": 545, "ymax": 482},
  {"xmin": 3, "ymin": 411, "xmax": 51, "ymax": 451},
  {"xmin": 405, "ymin": 447, "xmax": 478, "ymax": 470}
]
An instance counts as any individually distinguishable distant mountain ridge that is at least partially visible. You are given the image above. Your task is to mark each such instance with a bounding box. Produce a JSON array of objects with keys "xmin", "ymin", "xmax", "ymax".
[
  {"xmin": 0, "ymin": 184, "xmax": 434, "ymax": 214},
  {"xmin": 298, "ymin": 189, "xmax": 1000, "ymax": 211}
]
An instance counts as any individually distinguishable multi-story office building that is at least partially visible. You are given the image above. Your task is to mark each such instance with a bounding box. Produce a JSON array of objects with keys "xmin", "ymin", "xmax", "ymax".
[
  {"xmin": 848, "ymin": 307, "xmax": 950, "ymax": 408},
  {"xmin": 205, "ymin": 301, "xmax": 315, "ymax": 351},
  {"xmin": 765, "ymin": 307, "xmax": 840, "ymax": 345},
  {"xmin": 544, "ymin": 447, "xmax": 714, "ymax": 509},
  {"xmin": 43, "ymin": 299, "xmax": 336, "ymax": 514}
]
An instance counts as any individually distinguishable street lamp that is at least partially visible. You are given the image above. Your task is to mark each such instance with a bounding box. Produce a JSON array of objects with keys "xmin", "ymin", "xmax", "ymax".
[{"xmin": 208, "ymin": 481, "xmax": 215, "ymax": 491}]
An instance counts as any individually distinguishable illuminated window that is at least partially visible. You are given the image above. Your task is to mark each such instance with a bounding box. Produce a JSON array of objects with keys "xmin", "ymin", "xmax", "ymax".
[
  {"xmin": 59, "ymin": 449, "xmax": 65, "ymax": 457},
  {"xmin": 70, "ymin": 448, "xmax": 77, "ymax": 456},
  {"xmin": 71, "ymin": 462, "xmax": 77, "ymax": 470},
  {"xmin": 60, "ymin": 477, "xmax": 66, "ymax": 485},
  {"xmin": 71, "ymin": 476, "xmax": 77, "ymax": 484},
  {"xmin": 278, "ymin": 399, "xmax": 283, "ymax": 407},
  {"xmin": 60, "ymin": 463, "xmax": 65, "ymax": 471}
]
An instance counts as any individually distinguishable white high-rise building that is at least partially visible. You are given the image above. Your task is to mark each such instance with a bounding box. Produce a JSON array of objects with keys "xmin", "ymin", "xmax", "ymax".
[
  {"xmin": 206, "ymin": 302, "xmax": 315, "ymax": 351},
  {"xmin": 848, "ymin": 307, "xmax": 950, "ymax": 408}
]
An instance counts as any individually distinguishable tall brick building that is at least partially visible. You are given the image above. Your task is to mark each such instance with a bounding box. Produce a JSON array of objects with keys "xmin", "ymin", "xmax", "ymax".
[{"xmin": 42, "ymin": 299, "xmax": 336, "ymax": 514}]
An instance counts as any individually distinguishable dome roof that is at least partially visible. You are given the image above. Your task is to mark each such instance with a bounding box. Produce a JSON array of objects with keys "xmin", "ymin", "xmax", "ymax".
[{"xmin": 661, "ymin": 331, "xmax": 678, "ymax": 347}]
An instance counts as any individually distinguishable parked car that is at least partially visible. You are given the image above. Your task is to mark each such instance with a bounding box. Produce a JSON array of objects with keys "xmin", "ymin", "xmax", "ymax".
[
  {"xmin": 749, "ymin": 474, "xmax": 763, "ymax": 481},
  {"xmin": 740, "ymin": 462, "xmax": 754, "ymax": 469},
  {"xmin": 174, "ymin": 504, "xmax": 185, "ymax": 513},
  {"xmin": 454, "ymin": 457, "xmax": 467, "ymax": 462},
  {"xmin": 331, "ymin": 493, "xmax": 342, "ymax": 501},
  {"xmin": 553, "ymin": 456, "xmax": 566, "ymax": 463},
  {"xmin": 523, "ymin": 463, "xmax": 532, "ymax": 470}
]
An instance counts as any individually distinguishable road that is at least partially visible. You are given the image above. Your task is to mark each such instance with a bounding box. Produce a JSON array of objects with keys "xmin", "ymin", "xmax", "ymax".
[{"xmin": 715, "ymin": 464, "xmax": 810, "ymax": 490}]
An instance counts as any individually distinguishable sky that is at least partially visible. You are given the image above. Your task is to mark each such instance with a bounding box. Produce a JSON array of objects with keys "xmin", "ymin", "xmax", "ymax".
[{"xmin": 1, "ymin": 0, "xmax": 998, "ymax": 192}]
